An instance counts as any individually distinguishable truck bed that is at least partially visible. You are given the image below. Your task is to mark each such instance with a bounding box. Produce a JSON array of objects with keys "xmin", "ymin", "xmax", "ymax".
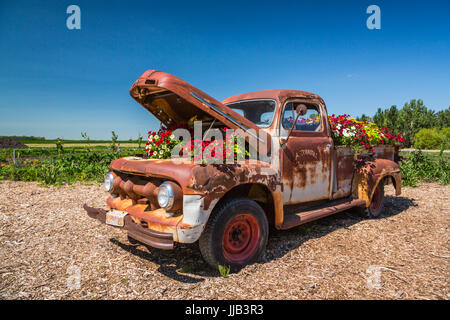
[{"xmin": 332, "ymin": 145, "xmax": 399, "ymax": 199}]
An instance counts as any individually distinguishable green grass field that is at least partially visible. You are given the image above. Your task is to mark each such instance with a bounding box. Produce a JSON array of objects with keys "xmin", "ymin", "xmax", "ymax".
[
  {"xmin": 0, "ymin": 143, "xmax": 146, "ymax": 184},
  {"xmin": 25, "ymin": 142, "xmax": 140, "ymax": 148},
  {"xmin": 0, "ymin": 143, "xmax": 448, "ymax": 186},
  {"xmin": 399, "ymin": 150, "xmax": 450, "ymax": 162}
]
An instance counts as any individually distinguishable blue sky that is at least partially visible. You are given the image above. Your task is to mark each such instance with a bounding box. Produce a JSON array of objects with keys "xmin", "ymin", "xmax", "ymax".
[{"xmin": 0, "ymin": 0, "xmax": 449, "ymax": 140}]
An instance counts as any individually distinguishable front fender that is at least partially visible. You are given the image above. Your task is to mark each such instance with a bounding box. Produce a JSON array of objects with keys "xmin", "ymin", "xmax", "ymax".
[{"xmin": 352, "ymin": 158, "xmax": 401, "ymax": 206}]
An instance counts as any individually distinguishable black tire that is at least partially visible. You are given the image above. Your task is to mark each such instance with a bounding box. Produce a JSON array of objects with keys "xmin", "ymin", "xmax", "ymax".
[
  {"xmin": 199, "ymin": 197, "xmax": 269, "ymax": 271},
  {"xmin": 365, "ymin": 183, "xmax": 385, "ymax": 218}
]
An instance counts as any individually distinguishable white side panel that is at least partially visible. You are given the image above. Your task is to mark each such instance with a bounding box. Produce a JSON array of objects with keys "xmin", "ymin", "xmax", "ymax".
[{"xmin": 176, "ymin": 195, "xmax": 218, "ymax": 243}]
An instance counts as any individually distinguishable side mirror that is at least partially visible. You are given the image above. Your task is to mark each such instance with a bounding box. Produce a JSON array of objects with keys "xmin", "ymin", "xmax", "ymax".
[
  {"xmin": 296, "ymin": 104, "xmax": 307, "ymax": 117},
  {"xmin": 280, "ymin": 104, "xmax": 308, "ymax": 147}
]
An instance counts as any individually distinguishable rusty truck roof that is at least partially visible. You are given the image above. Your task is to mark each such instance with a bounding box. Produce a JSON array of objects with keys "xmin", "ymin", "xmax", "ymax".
[{"xmin": 222, "ymin": 89, "xmax": 322, "ymax": 105}]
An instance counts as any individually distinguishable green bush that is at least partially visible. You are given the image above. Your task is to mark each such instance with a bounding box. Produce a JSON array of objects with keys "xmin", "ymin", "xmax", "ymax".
[
  {"xmin": 414, "ymin": 127, "xmax": 449, "ymax": 150},
  {"xmin": 400, "ymin": 150, "xmax": 449, "ymax": 186},
  {"xmin": 439, "ymin": 127, "xmax": 450, "ymax": 149},
  {"xmin": 0, "ymin": 150, "xmax": 142, "ymax": 185}
]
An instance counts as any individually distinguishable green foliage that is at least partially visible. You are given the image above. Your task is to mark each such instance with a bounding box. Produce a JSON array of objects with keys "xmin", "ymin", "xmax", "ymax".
[
  {"xmin": 414, "ymin": 128, "xmax": 449, "ymax": 150},
  {"xmin": 137, "ymin": 132, "xmax": 143, "ymax": 149},
  {"xmin": 111, "ymin": 131, "xmax": 119, "ymax": 153},
  {"xmin": 439, "ymin": 127, "xmax": 450, "ymax": 150},
  {"xmin": 81, "ymin": 132, "xmax": 91, "ymax": 152},
  {"xmin": 0, "ymin": 148, "xmax": 143, "ymax": 185},
  {"xmin": 56, "ymin": 137, "xmax": 64, "ymax": 155},
  {"xmin": 19, "ymin": 139, "xmax": 139, "ymax": 145},
  {"xmin": 400, "ymin": 150, "xmax": 449, "ymax": 186},
  {"xmin": 218, "ymin": 264, "xmax": 230, "ymax": 278},
  {"xmin": 369, "ymin": 101, "xmax": 449, "ymax": 148},
  {"xmin": 0, "ymin": 135, "xmax": 45, "ymax": 141},
  {"xmin": 373, "ymin": 105, "xmax": 402, "ymax": 136},
  {"xmin": 436, "ymin": 109, "xmax": 450, "ymax": 128},
  {"xmin": 356, "ymin": 114, "xmax": 371, "ymax": 122},
  {"xmin": 399, "ymin": 100, "xmax": 437, "ymax": 147}
]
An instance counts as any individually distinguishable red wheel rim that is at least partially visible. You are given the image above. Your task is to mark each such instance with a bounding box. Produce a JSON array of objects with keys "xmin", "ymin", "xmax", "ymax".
[
  {"xmin": 370, "ymin": 185, "xmax": 382, "ymax": 212},
  {"xmin": 222, "ymin": 214, "xmax": 260, "ymax": 263}
]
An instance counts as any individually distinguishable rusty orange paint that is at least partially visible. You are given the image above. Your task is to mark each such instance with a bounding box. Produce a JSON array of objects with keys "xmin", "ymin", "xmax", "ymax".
[{"xmin": 352, "ymin": 158, "xmax": 402, "ymax": 206}]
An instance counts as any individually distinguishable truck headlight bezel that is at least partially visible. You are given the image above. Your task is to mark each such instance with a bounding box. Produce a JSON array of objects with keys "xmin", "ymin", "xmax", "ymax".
[
  {"xmin": 157, "ymin": 181, "xmax": 182, "ymax": 211},
  {"xmin": 104, "ymin": 172, "xmax": 114, "ymax": 193},
  {"xmin": 157, "ymin": 182, "xmax": 174, "ymax": 209}
]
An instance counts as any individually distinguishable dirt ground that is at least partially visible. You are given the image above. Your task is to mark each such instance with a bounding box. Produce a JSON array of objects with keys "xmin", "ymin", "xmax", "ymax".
[{"xmin": 0, "ymin": 180, "xmax": 448, "ymax": 300}]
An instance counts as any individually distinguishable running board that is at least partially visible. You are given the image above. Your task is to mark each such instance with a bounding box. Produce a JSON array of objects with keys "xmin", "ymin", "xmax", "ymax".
[{"xmin": 280, "ymin": 199, "xmax": 366, "ymax": 230}]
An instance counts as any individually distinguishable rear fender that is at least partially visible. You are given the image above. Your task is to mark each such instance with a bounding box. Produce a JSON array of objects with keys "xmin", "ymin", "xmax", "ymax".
[{"xmin": 352, "ymin": 159, "xmax": 401, "ymax": 206}]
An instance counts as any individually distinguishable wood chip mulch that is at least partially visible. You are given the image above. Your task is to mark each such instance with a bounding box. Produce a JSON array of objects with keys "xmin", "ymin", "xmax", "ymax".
[{"xmin": 0, "ymin": 181, "xmax": 448, "ymax": 300}]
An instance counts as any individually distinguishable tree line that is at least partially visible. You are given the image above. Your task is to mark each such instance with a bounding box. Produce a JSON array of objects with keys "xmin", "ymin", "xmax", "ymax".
[
  {"xmin": 357, "ymin": 99, "xmax": 450, "ymax": 149},
  {"xmin": 0, "ymin": 136, "xmax": 46, "ymax": 141}
]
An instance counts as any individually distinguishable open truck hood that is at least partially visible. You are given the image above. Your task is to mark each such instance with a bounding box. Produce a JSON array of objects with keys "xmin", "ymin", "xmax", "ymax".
[{"xmin": 129, "ymin": 70, "xmax": 271, "ymax": 153}]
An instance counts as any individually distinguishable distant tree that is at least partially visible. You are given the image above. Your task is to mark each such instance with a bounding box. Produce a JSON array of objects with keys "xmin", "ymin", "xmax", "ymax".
[
  {"xmin": 372, "ymin": 108, "xmax": 385, "ymax": 128},
  {"xmin": 373, "ymin": 105, "xmax": 401, "ymax": 135},
  {"xmin": 81, "ymin": 131, "xmax": 91, "ymax": 152},
  {"xmin": 356, "ymin": 114, "xmax": 372, "ymax": 122},
  {"xmin": 56, "ymin": 137, "xmax": 64, "ymax": 155},
  {"xmin": 385, "ymin": 105, "xmax": 402, "ymax": 134},
  {"xmin": 365, "ymin": 100, "xmax": 449, "ymax": 148},
  {"xmin": 398, "ymin": 99, "xmax": 435, "ymax": 147},
  {"xmin": 137, "ymin": 132, "xmax": 143, "ymax": 148},
  {"xmin": 111, "ymin": 131, "xmax": 119, "ymax": 153},
  {"xmin": 436, "ymin": 107, "xmax": 450, "ymax": 128},
  {"xmin": 0, "ymin": 136, "xmax": 45, "ymax": 141},
  {"xmin": 372, "ymin": 107, "xmax": 384, "ymax": 128}
]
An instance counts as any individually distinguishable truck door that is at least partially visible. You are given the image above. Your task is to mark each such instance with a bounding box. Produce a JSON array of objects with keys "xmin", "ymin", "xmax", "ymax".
[{"xmin": 280, "ymin": 101, "xmax": 333, "ymax": 204}]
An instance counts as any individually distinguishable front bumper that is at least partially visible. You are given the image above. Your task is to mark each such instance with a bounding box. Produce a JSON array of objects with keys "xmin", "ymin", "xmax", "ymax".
[{"xmin": 83, "ymin": 204, "xmax": 174, "ymax": 250}]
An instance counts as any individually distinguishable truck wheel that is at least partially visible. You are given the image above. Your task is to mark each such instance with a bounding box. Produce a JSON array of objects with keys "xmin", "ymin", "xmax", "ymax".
[
  {"xmin": 199, "ymin": 197, "xmax": 269, "ymax": 271},
  {"xmin": 366, "ymin": 183, "xmax": 385, "ymax": 218}
]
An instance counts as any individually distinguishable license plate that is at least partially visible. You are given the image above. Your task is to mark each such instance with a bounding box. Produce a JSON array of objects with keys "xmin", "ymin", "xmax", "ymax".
[{"xmin": 106, "ymin": 210, "xmax": 128, "ymax": 227}]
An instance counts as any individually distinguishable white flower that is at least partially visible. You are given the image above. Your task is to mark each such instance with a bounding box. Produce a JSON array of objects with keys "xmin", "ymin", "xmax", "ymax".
[
  {"xmin": 159, "ymin": 150, "xmax": 163, "ymax": 155},
  {"xmin": 149, "ymin": 135, "xmax": 153, "ymax": 140},
  {"xmin": 154, "ymin": 135, "xmax": 159, "ymax": 139},
  {"xmin": 162, "ymin": 144, "xmax": 166, "ymax": 149},
  {"xmin": 342, "ymin": 129, "xmax": 355, "ymax": 137},
  {"xmin": 170, "ymin": 134, "xmax": 175, "ymax": 139}
]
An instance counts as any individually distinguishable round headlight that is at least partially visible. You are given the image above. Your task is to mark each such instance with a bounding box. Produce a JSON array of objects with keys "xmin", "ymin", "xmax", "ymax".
[
  {"xmin": 104, "ymin": 172, "xmax": 114, "ymax": 192},
  {"xmin": 157, "ymin": 182, "xmax": 174, "ymax": 209}
]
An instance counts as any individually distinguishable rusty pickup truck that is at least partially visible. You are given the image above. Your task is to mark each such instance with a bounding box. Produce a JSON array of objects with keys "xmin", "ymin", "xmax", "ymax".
[{"xmin": 84, "ymin": 70, "xmax": 401, "ymax": 270}]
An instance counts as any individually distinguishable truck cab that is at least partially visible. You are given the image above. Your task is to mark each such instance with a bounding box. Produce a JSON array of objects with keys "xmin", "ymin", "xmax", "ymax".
[{"xmin": 84, "ymin": 70, "xmax": 402, "ymax": 270}]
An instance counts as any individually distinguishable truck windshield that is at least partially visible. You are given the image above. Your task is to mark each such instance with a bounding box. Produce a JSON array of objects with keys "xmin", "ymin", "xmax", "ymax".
[{"xmin": 226, "ymin": 99, "xmax": 276, "ymax": 128}]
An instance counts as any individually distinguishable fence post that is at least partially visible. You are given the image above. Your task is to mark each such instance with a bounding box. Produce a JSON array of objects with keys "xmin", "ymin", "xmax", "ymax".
[{"xmin": 13, "ymin": 149, "xmax": 16, "ymax": 165}]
